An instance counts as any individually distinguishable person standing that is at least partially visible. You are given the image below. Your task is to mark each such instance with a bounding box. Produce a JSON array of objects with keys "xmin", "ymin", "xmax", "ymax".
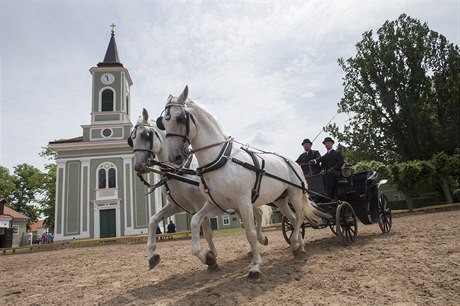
[
  {"xmin": 311, "ymin": 137, "xmax": 344, "ymax": 198},
  {"xmin": 167, "ymin": 220, "xmax": 176, "ymax": 233},
  {"xmin": 295, "ymin": 138, "xmax": 321, "ymax": 178}
]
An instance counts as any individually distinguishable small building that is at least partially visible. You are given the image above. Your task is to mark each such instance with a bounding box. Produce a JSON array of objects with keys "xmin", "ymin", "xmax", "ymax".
[
  {"xmin": 30, "ymin": 219, "xmax": 49, "ymax": 243},
  {"xmin": 0, "ymin": 198, "xmax": 30, "ymax": 247}
]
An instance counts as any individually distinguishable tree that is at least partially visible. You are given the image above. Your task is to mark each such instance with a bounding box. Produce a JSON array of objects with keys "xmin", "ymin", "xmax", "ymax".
[
  {"xmin": 353, "ymin": 160, "xmax": 393, "ymax": 182},
  {"xmin": 39, "ymin": 146, "xmax": 57, "ymax": 230},
  {"xmin": 390, "ymin": 160, "xmax": 435, "ymax": 211},
  {"xmin": 0, "ymin": 166, "xmax": 15, "ymax": 198},
  {"xmin": 430, "ymin": 149, "xmax": 460, "ymax": 203},
  {"xmin": 331, "ymin": 13, "xmax": 460, "ymax": 163},
  {"xmin": 8, "ymin": 164, "xmax": 44, "ymax": 222}
]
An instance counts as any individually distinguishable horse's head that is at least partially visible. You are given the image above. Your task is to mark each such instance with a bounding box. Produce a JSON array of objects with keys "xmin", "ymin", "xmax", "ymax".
[
  {"xmin": 156, "ymin": 85, "xmax": 196, "ymax": 165},
  {"xmin": 128, "ymin": 108, "xmax": 162, "ymax": 173}
]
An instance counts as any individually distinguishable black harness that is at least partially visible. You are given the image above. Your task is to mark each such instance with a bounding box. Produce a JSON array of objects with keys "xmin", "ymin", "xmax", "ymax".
[
  {"xmin": 128, "ymin": 123, "xmax": 199, "ymax": 214},
  {"xmin": 127, "ymin": 124, "xmax": 161, "ymax": 165},
  {"xmin": 156, "ymin": 98, "xmax": 308, "ymax": 214}
]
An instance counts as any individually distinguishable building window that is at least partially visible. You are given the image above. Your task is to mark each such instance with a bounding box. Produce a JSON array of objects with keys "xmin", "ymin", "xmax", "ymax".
[
  {"xmin": 126, "ymin": 96, "xmax": 129, "ymax": 115},
  {"xmin": 12, "ymin": 225, "xmax": 19, "ymax": 235},
  {"xmin": 97, "ymin": 163, "xmax": 117, "ymax": 189},
  {"xmin": 101, "ymin": 89, "xmax": 114, "ymax": 111},
  {"xmin": 222, "ymin": 215, "xmax": 230, "ymax": 226}
]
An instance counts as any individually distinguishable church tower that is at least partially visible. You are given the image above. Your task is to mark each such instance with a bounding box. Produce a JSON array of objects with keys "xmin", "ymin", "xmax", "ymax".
[
  {"xmin": 49, "ymin": 26, "xmax": 162, "ymax": 241},
  {"xmin": 84, "ymin": 24, "xmax": 133, "ymax": 143}
]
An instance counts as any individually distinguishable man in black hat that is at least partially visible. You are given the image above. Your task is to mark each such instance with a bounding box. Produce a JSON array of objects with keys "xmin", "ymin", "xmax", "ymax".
[
  {"xmin": 311, "ymin": 137, "xmax": 344, "ymax": 198},
  {"xmin": 295, "ymin": 138, "xmax": 321, "ymax": 178}
]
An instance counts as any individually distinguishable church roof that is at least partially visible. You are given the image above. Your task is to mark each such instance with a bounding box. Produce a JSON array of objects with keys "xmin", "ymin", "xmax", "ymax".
[
  {"xmin": 49, "ymin": 136, "xmax": 83, "ymax": 144},
  {"xmin": 97, "ymin": 29, "xmax": 123, "ymax": 68}
]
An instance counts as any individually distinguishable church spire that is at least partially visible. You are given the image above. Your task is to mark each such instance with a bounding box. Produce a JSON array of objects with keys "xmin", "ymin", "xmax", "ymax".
[{"xmin": 97, "ymin": 23, "xmax": 123, "ymax": 67}]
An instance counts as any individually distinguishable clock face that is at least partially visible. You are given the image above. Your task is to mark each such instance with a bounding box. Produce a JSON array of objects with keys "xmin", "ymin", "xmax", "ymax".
[{"xmin": 101, "ymin": 73, "xmax": 115, "ymax": 85}]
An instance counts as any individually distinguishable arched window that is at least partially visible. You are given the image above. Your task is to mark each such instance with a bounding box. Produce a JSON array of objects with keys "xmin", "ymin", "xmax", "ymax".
[
  {"xmin": 101, "ymin": 89, "xmax": 114, "ymax": 112},
  {"xmin": 97, "ymin": 163, "xmax": 117, "ymax": 189}
]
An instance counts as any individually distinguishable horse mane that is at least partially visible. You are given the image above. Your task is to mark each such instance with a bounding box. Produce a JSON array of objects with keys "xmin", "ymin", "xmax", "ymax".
[{"xmin": 185, "ymin": 99, "xmax": 228, "ymax": 137}]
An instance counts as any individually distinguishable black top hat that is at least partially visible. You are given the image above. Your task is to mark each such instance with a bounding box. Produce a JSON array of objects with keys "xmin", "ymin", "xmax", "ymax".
[
  {"xmin": 301, "ymin": 138, "xmax": 312, "ymax": 145},
  {"xmin": 322, "ymin": 137, "xmax": 335, "ymax": 144}
]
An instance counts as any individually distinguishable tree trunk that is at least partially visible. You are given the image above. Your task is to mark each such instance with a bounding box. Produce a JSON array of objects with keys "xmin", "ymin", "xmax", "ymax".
[
  {"xmin": 403, "ymin": 191, "xmax": 414, "ymax": 212},
  {"xmin": 438, "ymin": 173, "xmax": 454, "ymax": 204}
]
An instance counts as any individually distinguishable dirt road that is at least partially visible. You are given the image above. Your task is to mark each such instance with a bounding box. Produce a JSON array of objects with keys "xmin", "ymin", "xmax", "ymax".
[{"xmin": 1, "ymin": 209, "xmax": 459, "ymax": 305}]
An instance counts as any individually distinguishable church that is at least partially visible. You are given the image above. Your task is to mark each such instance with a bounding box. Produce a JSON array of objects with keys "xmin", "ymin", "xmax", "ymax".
[{"xmin": 49, "ymin": 27, "xmax": 243, "ymax": 241}]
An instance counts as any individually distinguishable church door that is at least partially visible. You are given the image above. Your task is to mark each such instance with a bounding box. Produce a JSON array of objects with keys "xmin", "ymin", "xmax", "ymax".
[{"xmin": 100, "ymin": 209, "xmax": 116, "ymax": 238}]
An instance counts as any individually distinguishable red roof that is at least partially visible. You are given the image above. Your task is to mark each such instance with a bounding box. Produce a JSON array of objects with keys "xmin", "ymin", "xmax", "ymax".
[
  {"xmin": 31, "ymin": 219, "xmax": 46, "ymax": 231},
  {"xmin": 0, "ymin": 206, "xmax": 30, "ymax": 221}
]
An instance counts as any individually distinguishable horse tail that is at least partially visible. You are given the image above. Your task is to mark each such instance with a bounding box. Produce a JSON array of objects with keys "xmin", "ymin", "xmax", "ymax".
[{"xmin": 302, "ymin": 193, "xmax": 330, "ymax": 225}]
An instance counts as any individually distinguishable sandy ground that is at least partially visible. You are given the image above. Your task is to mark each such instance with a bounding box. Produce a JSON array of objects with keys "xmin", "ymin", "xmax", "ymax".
[{"xmin": 1, "ymin": 209, "xmax": 459, "ymax": 306}]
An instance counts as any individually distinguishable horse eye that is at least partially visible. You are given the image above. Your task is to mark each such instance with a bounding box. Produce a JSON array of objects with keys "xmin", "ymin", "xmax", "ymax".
[{"xmin": 142, "ymin": 132, "xmax": 150, "ymax": 140}]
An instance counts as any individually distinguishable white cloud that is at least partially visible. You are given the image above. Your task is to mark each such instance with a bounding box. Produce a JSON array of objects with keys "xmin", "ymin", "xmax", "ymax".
[{"xmin": 1, "ymin": 1, "xmax": 458, "ymax": 170}]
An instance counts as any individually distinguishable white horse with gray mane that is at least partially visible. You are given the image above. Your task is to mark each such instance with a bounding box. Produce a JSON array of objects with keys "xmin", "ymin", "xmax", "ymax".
[
  {"xmin": 128, "ymin": 108, "xmax": 270, "ymax": 271},
  {"xmin": 157, "ymin": 86, "xmax": 329, "ymax": 280}
]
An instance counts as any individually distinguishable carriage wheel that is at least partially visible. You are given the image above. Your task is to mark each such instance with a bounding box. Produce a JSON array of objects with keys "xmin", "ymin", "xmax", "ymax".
[
  {"xmin": 336, "ymin": 202, "xmax": 358, "ymax": 245},
  {"xmin": 328, "ymin": 221, "xmax": 337, "ymax": 236},
  {"xmin": 378, "ymin": 194, "xmax": 392, "ymax": 233},
  {"xmin": 281, "ymin": 216, "xmax": 306, "ymax": 245}
]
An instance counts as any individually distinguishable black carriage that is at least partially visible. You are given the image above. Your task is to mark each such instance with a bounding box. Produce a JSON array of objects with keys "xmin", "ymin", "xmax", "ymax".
[{"xmin": 281, "ymin": 169, "xmax": 392, "ymax": 245}]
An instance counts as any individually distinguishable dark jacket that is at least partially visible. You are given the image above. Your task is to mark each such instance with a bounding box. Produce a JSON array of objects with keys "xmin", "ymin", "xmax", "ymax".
[
  {"xmin": 296, "ymin": 150, "xmax": 322, "ymax": 176},
  {"xmin": 316, "ymin": 149, "xmax": 344, "ymax": 174},
  {"xmin": 167, "ymin": 222, "xmax": 176, "ymax": 233}
]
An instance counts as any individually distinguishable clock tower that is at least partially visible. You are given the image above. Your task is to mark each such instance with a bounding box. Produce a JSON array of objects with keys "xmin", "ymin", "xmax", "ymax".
[
  {"xmin": 84, "ymin": 24, "xmax": 133, "ymax": 142},
  {"xmin": 49, "ymin": 26, "xmax": 163, "ymax": 242}
]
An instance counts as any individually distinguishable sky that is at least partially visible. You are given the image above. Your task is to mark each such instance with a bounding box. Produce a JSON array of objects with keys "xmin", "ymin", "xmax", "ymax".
[{"xmin": 1, "ymin": 0, "xmax": 459, "ymax": 172}]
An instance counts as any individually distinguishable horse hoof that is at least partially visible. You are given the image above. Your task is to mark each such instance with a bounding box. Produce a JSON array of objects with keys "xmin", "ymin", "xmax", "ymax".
[
  {"xmin": 248, "ymin": 271, "xmax": 261, "ymax": 281},
  {"xmin": 205, "ymin": 250, "xmax": 217, "ymax": 267},
  {"xmin": 207, "ymin": 264, "xmax": 219, "ymax": 272},
  {"xmin": 148, "ymin": 254, "xmax": 160, "ymax": 270},
  {"xmin": 263, "ymin": 237, "xmax": 269, "ymax": 246}
]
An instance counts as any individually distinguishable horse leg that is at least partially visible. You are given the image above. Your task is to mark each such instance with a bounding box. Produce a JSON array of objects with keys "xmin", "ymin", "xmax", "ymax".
[
  {"xmin": 190, "ymin": 202, "xmax": 221, "ymax": 271},
  {"xmin": 238, "ymin": 201, "xmax": 263, "ymax": 281},
  {"xmin": 254, "ymin": 206, "xmax": 269, "ymax": 246},
  {"xmin": 147, "ymin": 203, "xmax": 181, "ymax": 269},
  {"xmin": 287, "ymin": 191, "xmax": 309, "ymax": 257},
  {"xmin": 201, "ymin": 218, "xmax": 217, "ymax": 258},
  {"xmin": 273, "ymin": 197, "xmax": 304, "ymax": 256}
]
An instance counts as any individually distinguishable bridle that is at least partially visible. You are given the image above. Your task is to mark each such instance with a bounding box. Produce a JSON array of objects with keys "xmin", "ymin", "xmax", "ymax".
[
  {"xmin": 156, "ymin": 96, "xmax": 197, "ymax": 157},
  {"xmin": 128, "ymin": 123, "xmax": 161, "ymax": 166}
]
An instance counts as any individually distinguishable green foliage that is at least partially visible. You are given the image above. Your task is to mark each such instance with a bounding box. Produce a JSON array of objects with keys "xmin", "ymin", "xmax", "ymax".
[
  {"xmin": 353, "ymin": 160, "xmax": 393, "ymax": 182},
  {"xmin": 8, "ymin": 164, "xmax": 44, "ymax": 222},
  {"xmin": 39, "ymin": 146, "xmax": 57, "ymax": 230},
  {"xmin": 0, "ymin": 166, "xmax": 15, "ymax": 198},
  {"xmin": 332, "ymin": 13, "xmax": 460, "ymax": 163},
  {"xmin": 390, "ymin": 160, "xmax": 435, "ymax": 194},
  {"xmin": 430, "ymin": 150, "xmax": 460, "ymax": 178}
]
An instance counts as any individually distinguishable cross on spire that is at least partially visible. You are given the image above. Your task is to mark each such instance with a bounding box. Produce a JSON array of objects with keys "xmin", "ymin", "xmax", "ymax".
[{"xmin": 110, "ymin": 23, "xmax": 116, "ymax": 34}]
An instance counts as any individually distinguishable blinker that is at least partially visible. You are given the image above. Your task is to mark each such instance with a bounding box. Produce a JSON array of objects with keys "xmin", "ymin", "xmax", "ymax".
[{"xmin": 156, "ymin": 116, "xmax": 165, "ymax": 130}]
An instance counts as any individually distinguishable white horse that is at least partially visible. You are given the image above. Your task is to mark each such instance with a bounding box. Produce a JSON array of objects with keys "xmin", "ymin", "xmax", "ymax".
[
  {"xmin": 157, "ymin": 86, "xmax": 329, "ymax": 280},
  {"xmin": 128, "ymin": 108, "xmax": 270, "ymax": 271}
]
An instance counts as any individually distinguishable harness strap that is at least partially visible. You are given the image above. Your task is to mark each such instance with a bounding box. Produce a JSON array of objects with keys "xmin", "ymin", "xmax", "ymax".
[
  {"xmin": 241, "ymin": 147, "xmax": 265, "ymax": 203},
  {"xmin": 163, "ymin": 181, "xmax": 194, "ymax": 215},
  {"xmin": 196, "ymin": 140, "xmax": 233, "ymax": 176},
  {"xmin": 231, "ymin": 158, "xmax": 306, "ymax": 191},
  {"xmin": 196, "ymin": 140, "xmax": 235, "ymax": 214}
]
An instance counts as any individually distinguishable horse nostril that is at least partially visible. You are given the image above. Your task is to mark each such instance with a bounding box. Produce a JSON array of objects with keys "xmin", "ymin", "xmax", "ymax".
[{"xmin": 174, "ymin": 155, "xmax": 183, "ymax": 165}]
